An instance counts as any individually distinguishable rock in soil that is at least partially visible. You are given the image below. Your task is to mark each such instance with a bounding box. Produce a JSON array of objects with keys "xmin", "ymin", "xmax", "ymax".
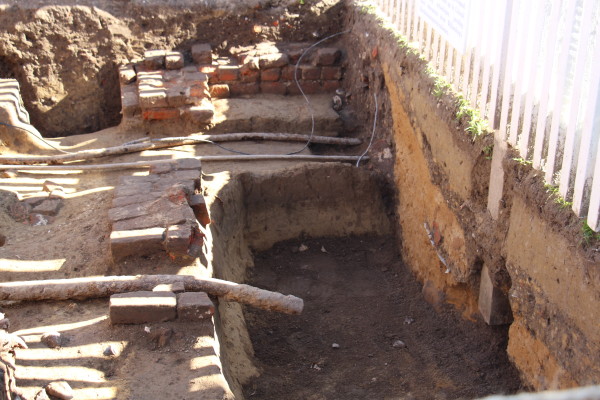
[
  {"xmin": 41, "ymin": 331, "xmax": 62, "ymax": 348},
  {"xmin": 45, "ymin": 381, "xmax": 74, "ymax": 400}
]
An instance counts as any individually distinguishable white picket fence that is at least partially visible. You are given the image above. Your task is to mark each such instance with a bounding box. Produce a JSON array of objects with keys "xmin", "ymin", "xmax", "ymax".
[{"xmin": 372, "ymin": 0, "xmax": 600, "ymax": 231}]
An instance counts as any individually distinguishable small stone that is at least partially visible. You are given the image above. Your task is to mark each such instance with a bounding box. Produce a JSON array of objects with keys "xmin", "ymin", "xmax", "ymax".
[
  {"xmin": 332, "ymin": 343, "xmax": 340, "ymax": 349},
  {"xmin": 392, "ymin": 340, "xmax": 406, "ymax": 349},
  {"xmin": 404, "ymin": 317, "xmax": 415, "ymax": 325},
  {"xmin": 35, "ymin": 389, "xmax": 51, "ymax": 400},
  {"xmin": 42, "ymin": 180, "xmax": 63, "ymax": 193},
  {"xmin": 32, "ymin": 198, "xmax": 62, "ymax": 216},
  {"xmin": 298, "ymin": 244, "xmax": 308, "ymax": 252},
  {"xmin": 320, "ymin": 246, "xmax": 327, "ymax": 253},
  {"xmin": 29, "ymin": 213, "xmax": 49, "ymax": 226},
  {"xmin": 103, "ymin": 344, "xmax": 118, "ymax": 356},
  {"xmin": 149, "ymin": 326, "xmax": 174, "ymax": 349},
  {"xmin": 45, "ymin": 381, "xmax": 74, "ymax": 400},
  {"xmin": 41, "ymin": 331, "xmax": 62, "ymax": 348}
]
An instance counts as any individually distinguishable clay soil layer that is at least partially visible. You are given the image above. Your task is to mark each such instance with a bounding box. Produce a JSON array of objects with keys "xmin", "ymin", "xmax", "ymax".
[{"xmin": 243, "ymin": 235, "xmax": 522, "ymax": 400}]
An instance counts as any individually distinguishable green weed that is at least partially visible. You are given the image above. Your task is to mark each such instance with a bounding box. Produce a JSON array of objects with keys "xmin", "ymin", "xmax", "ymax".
[{"xmin": 582, "ymin": 222, "xmax": 600, "ymax": 245}]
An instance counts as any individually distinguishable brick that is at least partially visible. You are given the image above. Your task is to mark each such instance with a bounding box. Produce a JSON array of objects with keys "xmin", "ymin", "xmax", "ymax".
[
  {"xmin": 286, "ymin": 48, "xmax": 306, "ymax": 64},
  {"xmin": 288, "ymin": 80, "xmax": 321, "ymax": 95},
  {"xmin": 139, "ymin": 88, "xmax": 168, "ymax": 108},
  {"xmin": 49, "ymin": 189, "xmax": 66, "ymax": 200},
  {"xmin": 191, "ymin": 43, "xmax": 212, "ymax": 64},
  {"xmin": 315, "ymin": 47, "xmax": 341, "ymax": 65},
  {"xmin": 210, "ymin": 84, "xmax": 230, "ymax": 99},
  {"xmin": 153, "ymin": 170, "xmax": 199, "ymax": 191},
  {"xmin": 281, "ymin": 65, "xmax": 297, "ymax": 81},
  {"xmin": 166, "ymin": 86, "xmax": 187, "ymax": 107},
  {"xmin": 230, "ymin": 83, "xmax": 260, "ymax": 96},
  {"xmin": 183, "ymin": 71, "xmax": 208, "ymax": 84},
  {"xmin": 163, "ymin": 223, "xmax": 193, "ymax": 256},
  {"xmin": 153, "ymin": 282, "xmax": 185, "ymax": 293},
  {"xmin": 42, "ymin": 180, "xmax": 62, "ymax": 193},
  {"xmin": 189, "ymin": 83, "xmax": 210, "ymax": 99},
  {"xmin": 217, "ymin": 65, "xmax": 240, "ymax": 82},
  {"xmin": 142, "ymin": 108, "xmax": 179, "ymax": 121},
  {"xmin": 199, "ymin": 65, "xmax": 218, "ymax": 83},
  {"xmin": 108, "ymin": 202, "xmax": 148, "ymax": 223},
  {"xmin": 109, "ymin": 291, "xmax": 176, "ymax": 324},
  {"xmin": 300, "ymin": 65, "xmax": 321, "ymax": 80},
  {"xmin": 189, "ymin": 194, "xmax": 210, "ymax": 226},
  {"xmin": 321, "ymin": 66, "xmax": 343, "ymax": 80},
  {"xmin": 260, "ymin": 81, "xmax": 288, "ymax": 95},
  {"xmin": 322, "ymin": 80, "xmax": 342, "ymax": 92},
  {"xmin": 115, "ymin": 182, "xmax": 152, "ymax": 197},
  {"xmin": 112, "ymin": 192, "xmax": 162, "ymax": 208},
  {"xmin": 240, "ymin": 69, "xmax": 260, "ymax": 83},
  {"xmin": 165, "ymin": 183, "xmax": 191, "ymax": 204},
  {"xmin": 121, "ymin": 85, "xmax": 140, "ymax": 117},
  {"xmin": 259, "ymin": 53, "xmax": 289, "ymax": 69},
  {"xmin": 119, "ymin": 64, "xmax": 136, "ymax": 85},
  {"xmin": 112, "ymin": 202, "xmax": 195, "ymax": 232},
  {"xmin": 184, "ymin": 102, "xmax": 214, "ymax": 124},
  {"xmin": 32, "ymin": 199, "xmax": 62, "ymax": 216},
  {"xmin": 241, "ymin": 56, "xmax": 259, "ymax": 71},
  {"xmin": 165, "ymin": 51, "xmax": 184, "ymax": 70},
  {"xmin": 478, "ymin": 264, "xmax": 513, "ymax": 325},
  {"xmin": 144, "ymin": 50, "xmax": 166, "ymax": 70},
  {"xmin": 163, "ymin": 70, "xmax": 182, "ymax": 82},
  {"xmin": 118, "ymin": 175, "xmax": 159, "ymax": 186},
  {"xmin": 110, "ymin": 227, "xmax": 165, "ymax": 261},
  {"xmin": 261, "ymin": 68, "xmax": 281, "ymax": 82},
  {"xmin": 177, "ymin": 292, "xmax": 215, "ymax": 321}
]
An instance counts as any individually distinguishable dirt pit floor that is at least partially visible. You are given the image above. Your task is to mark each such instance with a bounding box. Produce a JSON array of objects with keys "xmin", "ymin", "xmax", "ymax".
[{"xmin": 242, "ymin": 235, "xmax": 523, "ymax": 400}]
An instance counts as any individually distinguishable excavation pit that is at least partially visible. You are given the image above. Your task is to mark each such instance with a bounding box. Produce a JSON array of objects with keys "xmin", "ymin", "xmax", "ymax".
[{"xmin": 0, "ymin": 0, "xmax": 599, "ymax": 398}]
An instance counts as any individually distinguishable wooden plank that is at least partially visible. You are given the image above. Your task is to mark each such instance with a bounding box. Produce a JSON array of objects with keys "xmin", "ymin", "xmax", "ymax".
[
  {"xmin": 558, "ymin": 0, "xmax": 594, "ymax": 200},
  {"xmin": 586, "ymin": 140, "xmax": 600, "ymax": 231},
  {"xmin": 532, "ymin": 0, "xmax": 563, "ymax": 169},
  {"xmin": 545, "ymin": 1, "xmax": 579, "ymax": 184}
]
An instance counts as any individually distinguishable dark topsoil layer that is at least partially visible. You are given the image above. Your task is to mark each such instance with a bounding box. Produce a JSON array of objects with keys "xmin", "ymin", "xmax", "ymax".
[{"xmin": 242, "ymin": 235, "xmax": 523, "ymax": 400}]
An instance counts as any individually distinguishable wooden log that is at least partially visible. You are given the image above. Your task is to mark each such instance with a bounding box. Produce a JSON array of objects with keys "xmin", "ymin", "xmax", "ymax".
[
  {"xmin": 0, "ymin": 154, "xmax": 368, "ymax": 172},
  {"xmin": 0, "ymin": 329, "xmax": 27, "ymax": 400},
  {"xmin": 0, "ymin": 133, "xmax": 362, "ymax": 165},
  {"xmin": 0, "ymin": 275, "xmax": 304, "ymax": 315}
]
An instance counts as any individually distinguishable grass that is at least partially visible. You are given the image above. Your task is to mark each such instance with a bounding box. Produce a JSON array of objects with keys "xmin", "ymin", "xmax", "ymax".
[
  {"xmin": 544, "ymin": 183, "xmax": 572, "ymax": 209},
  {"xmin": 582, "ymin": 222, "xmax": 600, "ymax": 245}
]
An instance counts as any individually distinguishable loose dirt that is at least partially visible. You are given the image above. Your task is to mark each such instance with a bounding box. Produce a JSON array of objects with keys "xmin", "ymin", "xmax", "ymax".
[{"xmin": 243, "ymin": 235, "xmax": 522, "ymax": 400}]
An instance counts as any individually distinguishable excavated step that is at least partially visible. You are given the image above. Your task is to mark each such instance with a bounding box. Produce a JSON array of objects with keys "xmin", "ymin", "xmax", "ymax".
[{"xmin": 209, "ymin": 94, "xmax": 342, "ymax": 136}]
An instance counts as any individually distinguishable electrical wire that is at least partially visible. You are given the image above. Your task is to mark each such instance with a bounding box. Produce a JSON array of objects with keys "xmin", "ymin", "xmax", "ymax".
[
  {"xmin": 0, "ymin": 121, "xmax": 73, "ymax": 154},
  {"xmin": 286, "ymin": 29, "xmax": 352, "ymax": 155},
  {"xmin": 356, "ymin": 92, "xmax": 378, "ymax": 167}
]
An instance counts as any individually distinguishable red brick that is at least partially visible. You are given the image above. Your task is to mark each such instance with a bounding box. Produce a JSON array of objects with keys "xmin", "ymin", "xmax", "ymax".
[
  {"xmin": 321, "ymin": 66, "xmax": 343, "ymax": 80},
  {"xmin": 199, "ymin": 65, "xmax": 218, "ymax": 83},
  {"xmin": 259, "ymin": 53, "xmax": 289, "ymax": 69},
  {"xmin": 230, "ymin": 83, "xmax": 260, "ymax": 96},
  {"xmin": 261, "ymin": 68, "xmax": 281, "ymax": 82},
  {"xmin": 109, "ymin": 291, "xmax": 177, "ymax": 324},
  {"xmin": 217, "ymin": 65, "xmax": 240, "ymax": 82},
  {"xmin": 210, "ymin": 84, "xmax": 230, "ymax": 98},
  {"xmin": 189, "ymin": 194, "xmax": 210, "ymax": 226},
  {"xmin": 110, "ymin": 228, "xmax": 165, "ymax": 261},
  {"xmin": 240, "ymin": 69, "xmax": 260, "ymax": 83},
  {"xmin": 300, "ymin": 65, "xmax": 321, "ymax": 80},
  {"xmin": 184, "ymin": 101, "xmax": 214, "ymax": 123},
  {"xmin": 288, "ymin": 80, "xmax": 321, "ymax": 95},
  {"xmin": 189, "ymin": 84, "xmax": 210, "ymax": 98},
  {"xmin": 142, "ymin": 108, "xmax": 179, "ymax": 120},
  {"xmin": 165, "ymin": 51, "xmax": 184, "ymax": 70},
  {"xmin": 177, "ymin": 292, "xmax": 215, "ymax": 321},
  {"xmin": 260, "ymin": 81, "xmax": 288, "ymax": 95},
  {"xmin": 315, "ymin": 47, "xmax": 341, "ymax": 66},
  {"xmin": 281, "ymin": 65, "xmax": 297, "ymax": 81},
  {"xmin": 322, "ymin": 80, "xmax": 342, "ymax": 92},
  {"xmin": 192, "ymin": 43, "xmax": 212, "ymax": 64}
]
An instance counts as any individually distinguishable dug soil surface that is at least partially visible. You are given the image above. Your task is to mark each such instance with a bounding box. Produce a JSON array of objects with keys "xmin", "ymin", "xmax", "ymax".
[{"xmin": 243, "ymin": 235, "xmax": 522, "ymax": 400}]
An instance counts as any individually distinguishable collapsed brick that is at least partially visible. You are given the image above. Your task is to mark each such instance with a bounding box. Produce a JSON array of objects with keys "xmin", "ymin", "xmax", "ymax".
[
  {"xmin": 259, "ymin": 53, "xmax": 289, "ymax": 69},
  {"xmin": 192, "ymin": 43, "xmax": 212, "ymax": 64},
  {"xmin": 109, "ymin": 291, "xmax": 177, "ymax": 324},
  {"xmin": 32, "ymin": 199, "xmax": 62, "ymax": 216},
  {"xmin": 165, "ymin": 51, "xmax": 184, "ymax": 70},
  {"xmin": 144, "ymin": 50, "xmax": 166, "ymax": 69},
  {"xmin": 315, "ymin": 47, "xmax": 341, "ymax": 65},
  {"xmin": 163, "ymin": 223, "xmax": 194, "ymax": 257},
  {"xmin": 119, "ymin": 64, "xmax": 136, "ymax": 85},
  {"xmin": 177, "ymin": 292, "xmax": 215, "ymax": 321},
  {"xmin": 110, "ymin": 227, "xmax": 165, "ymax": 261}
]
